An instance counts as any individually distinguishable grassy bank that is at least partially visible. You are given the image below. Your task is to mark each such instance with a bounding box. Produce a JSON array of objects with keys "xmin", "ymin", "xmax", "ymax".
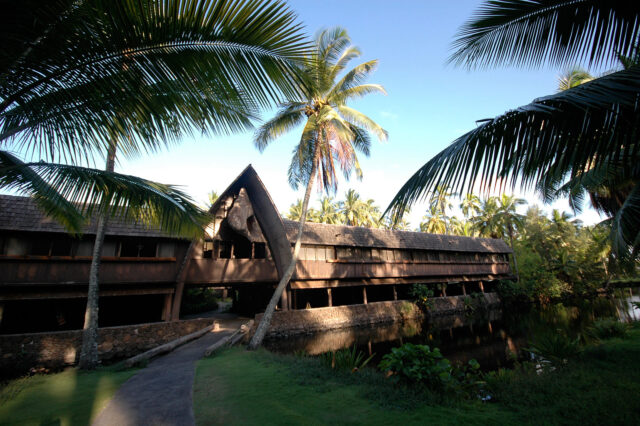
[
  {"xmin": 0, "ymin": 366, "xmax": 136, "ymax": 425},
  {"xmin": 194, "ymin": 325, "xmax": 640, "ymax": 425}
]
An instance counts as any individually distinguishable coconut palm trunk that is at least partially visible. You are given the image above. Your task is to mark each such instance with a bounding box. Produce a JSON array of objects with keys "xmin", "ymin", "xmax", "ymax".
[
  {"xmin": 248, "ymin": 143, "xmax": 320, "ymax": 349},
  {"xmin": 508, "ymin": 229, "xmax": 519, "ymax": 280},
  {"xmin": 78, "ymin": 140, "xmax": 116, "ymax": 370},
  {"xmin": 248, "ymin": 140, "xmax": 320, "ymax": 350}
]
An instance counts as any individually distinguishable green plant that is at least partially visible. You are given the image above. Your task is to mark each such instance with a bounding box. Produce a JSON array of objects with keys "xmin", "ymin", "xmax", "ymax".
[
  {"xmin": 586, "ymin": 318, "xmax": 630, "ymax": 341},
  {"xmin": 410, "ymin": 284, "xmax": 434, "ymax": 309},
  {"xmin": 378, "ymin": 344, "xmax": 483, "ymax": 397},
  {"xmin": 320, "ymin": 346, "xmax": 375, "ymax": 372},
  {"xmin": 526, "ymin": 330, "xmax": 582, "ymax": 367}
]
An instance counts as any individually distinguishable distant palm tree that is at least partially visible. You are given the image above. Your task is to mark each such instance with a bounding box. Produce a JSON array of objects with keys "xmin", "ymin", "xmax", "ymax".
[
  {"xmin": 460, "ymin": 194, "xmax": 481, "ymax": 218},
  {"xmin": 360, "ymin": 198, "xmax": 382, "ymax": 228},
  {"xmin": 208, "ymin": 191, "xmax": 220, "ymax": 208},
  {"xmin": 557, "ymin": 67, "xmax": 594, "ymax": 91},
  {"xmin": 286, "ymin": 199, "xmax": 317, "ymax": 222},
  {"xmin": 315, "ymin": 196, "xmax": 342, "ymax": 224},
  {"xmin": 449, "ymin": 216, "xmax": 475, "ymax": 237},
  {"xmin": 420, "ymin": 206, "xmax": 447, "ymax": 234},
  {"xmin": 472, "ymin": 197, "xmax": 502, "ymax": 239},
  {"xmin": 496, "ymin": 194, "xmax": 527, "ymax": 277},
  {"xmin": 340, "ymin": 189, "xmax": 366, "ymax": 226},
  {"xmin": 249, "ymin": 28, "xmax": 387, "ymax": 349}
]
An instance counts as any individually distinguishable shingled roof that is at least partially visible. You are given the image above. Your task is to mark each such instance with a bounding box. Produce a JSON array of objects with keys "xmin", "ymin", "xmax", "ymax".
[
  {"xmin": 282, "ymin": 219, "xmax": 512, "ymax": 253},
  {"xmin": 0, "ymin": 195, "xmax": 175, "ymax": 238}
]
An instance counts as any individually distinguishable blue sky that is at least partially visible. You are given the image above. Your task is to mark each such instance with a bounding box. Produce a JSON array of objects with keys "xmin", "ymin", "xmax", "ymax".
[{"xmin": 27, "ymin": 1, "xmax": 611, "ymax": 227}]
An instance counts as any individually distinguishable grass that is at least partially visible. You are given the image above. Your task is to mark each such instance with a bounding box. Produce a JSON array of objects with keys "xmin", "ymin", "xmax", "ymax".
[
  {"xmin": 194, "ymin": 325, "xmax": 640, "ymax": 425},
  {"xmin": 193, "ymin": 350, "xmax": 517, "ymax": 426},
  {"xmin": 0, "ymin": 366, "xmax": 136, "ymax": 425}
]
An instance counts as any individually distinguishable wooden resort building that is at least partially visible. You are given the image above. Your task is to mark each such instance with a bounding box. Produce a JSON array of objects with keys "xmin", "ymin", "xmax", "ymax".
[{"xmin": 0, "ymin": 166, "xmax": 513, "ymax": 334}]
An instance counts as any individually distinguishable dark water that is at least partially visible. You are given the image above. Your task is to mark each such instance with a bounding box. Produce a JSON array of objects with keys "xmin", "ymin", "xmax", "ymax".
[{"xmin": 265, "ymin": 288, "xmax": 640, "ymax": 370}]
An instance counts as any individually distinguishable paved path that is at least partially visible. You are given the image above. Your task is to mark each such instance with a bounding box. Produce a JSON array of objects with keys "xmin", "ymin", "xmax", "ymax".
[{"xmin": 93, "ymin": 319, "xmax": 245, "ymax": 426}]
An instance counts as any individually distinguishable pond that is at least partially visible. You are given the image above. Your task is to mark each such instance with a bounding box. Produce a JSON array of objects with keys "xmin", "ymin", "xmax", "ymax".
[{"xmin": 264, "ymin": 288, "xmax": 640, "ymax": 370}]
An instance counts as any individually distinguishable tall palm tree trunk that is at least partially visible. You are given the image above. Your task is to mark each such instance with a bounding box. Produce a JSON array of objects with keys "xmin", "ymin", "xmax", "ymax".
[
  {"xmin": 78, "ymin": 140, "xmax": 116, "ymax": 369},
  {"xmin": 508, "ymin": 229, "xmax": 519, "ymax": 281},
  {"xmin": 248, "ymin": 141, "xmax": 320, "ymax": 350}
]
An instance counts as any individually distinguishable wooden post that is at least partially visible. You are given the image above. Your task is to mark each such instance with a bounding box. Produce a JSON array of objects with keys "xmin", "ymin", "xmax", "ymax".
[
  {"xmin": 488, "ymin": 321, "xmax": 493, "ymax": 334},
  {"xmin": 479, "ymin": 281, "xmax": 485, "ymax": 293},
  {"xmin": 293, "ymin": 289, "xmax": 297, "ymax": 310},
  {"xmin": 362, "ymin": 287, "xmax": 368, "ymax": 304},
  {"xmin": 461, "ymin": 283, "xmax": 467, "ymax": 296},
  {"xmin": 161, "ymin": 294, "xmax": 173, "ymax": 322},
  {"xmin": 393, "ymin": 285, "xmax": 398, "ymax": 301},
  {"xmin": 327, "ymin": 288, "xmax": 333, "ymax": 307},
  {"xmin": 279, "ymin": 286, "xmax": 289, "ymax": 311}
]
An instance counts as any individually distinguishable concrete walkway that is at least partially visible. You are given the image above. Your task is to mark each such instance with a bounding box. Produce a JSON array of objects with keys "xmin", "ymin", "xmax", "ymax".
[{"xmin": 93, "ymin": 319, "xmax": 246, "ymax": 426}]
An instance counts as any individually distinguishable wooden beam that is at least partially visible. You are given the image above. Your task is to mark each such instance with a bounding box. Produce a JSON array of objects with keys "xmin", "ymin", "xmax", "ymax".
[
  {"xmin": 479, "ymin": 281, "xmax": 485, "ymax": 293},
  {"xmin": 393, "ymin": 285, "xmax": 398, "ymax": 301},
  {"xmin": 162, "ymin": 293, "xmax": 172, "ymax": 322},
  {"xmin": 327, "ymin": 288, "xmax": 332, "ymax": 307},
  {"xmin": 362, "ymin": 287, "xmax": 368, "ymax": 304},
  {"xmin": 461, "ymin": 283, "xmax": 467, "ymax": 295}
]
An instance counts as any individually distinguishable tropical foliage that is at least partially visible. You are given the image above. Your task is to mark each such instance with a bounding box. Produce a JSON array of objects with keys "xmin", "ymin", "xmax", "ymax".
[{"xmin": 388, "ymin": 0, "xmax": 640, "ymax": 262}]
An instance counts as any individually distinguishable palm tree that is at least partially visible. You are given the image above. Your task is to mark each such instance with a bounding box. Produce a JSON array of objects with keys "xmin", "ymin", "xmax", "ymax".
[
  {"xmin": 460, "ymin": 193, "xmax": 481, "ymax": 218},
  {"xmin": 249, "ymin": 28, "xmax": 387, "ymax": 349},
  {"xmin": 420, "ymin": 206, "xmax": 447, "ymax": 234},
  {"xmin": 383, "ymin": 208, "xmax": 412, "ymax": 231},
  {"xmin": 495, "ymin": 194, "xmax": 527, "ymax": 277},
  {"xmin": 286, "ymin": 199, "xmax": 306, "ymax": 221},
  {"xmin": 208, "ymin": 191, "xmax": 220, "ymax": 208},
  {"xmin": 387, "ymin": 1, "xmax": 640, "ymax": 258},
  {"xmin": 315, "ymin": 196, "xmax": 342, "ymax": 224},
  {"xmin": 472, "ymin": 197, "xmax": 502, "ymax": 239},
  {"xmin": 557, "ymin": 67, "xmax": 594, "ymax": 91},
  {"xmin": 340, "ymin": 189, "xmax": 367, "ymax": 226},
  {"xmin": 2, "ymin": 0, "xmax": 307, "ymax": 369}
]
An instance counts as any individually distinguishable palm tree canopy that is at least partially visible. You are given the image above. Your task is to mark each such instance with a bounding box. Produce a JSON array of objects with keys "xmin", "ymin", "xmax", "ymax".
[
  {"xmin": 1, "ymin": 0, "xmax": 308, "ymax": 236},
  {"xmin": 450, "ymin": 0, "xmax": 640, "ymax": 69},
  {"xmin": 557, "ymin": 67, "xmax": 594, "ymax": 91},
  {"xmin": 254, "ymin": 27, "xmax": 387, "ymax": 193},
  {"xmin": 1, "ymin": 0, "xmax": 308, "ymax": 160}
]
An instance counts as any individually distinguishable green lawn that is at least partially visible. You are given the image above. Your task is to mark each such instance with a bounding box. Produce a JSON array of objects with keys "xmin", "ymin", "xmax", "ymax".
[
  {"xmin": 194, "ymin": 326, "xmax": 640, "ymax": 426},
  {"xmin": 0, "ymin": 366, "xmax": 136, "ymax": 425}
]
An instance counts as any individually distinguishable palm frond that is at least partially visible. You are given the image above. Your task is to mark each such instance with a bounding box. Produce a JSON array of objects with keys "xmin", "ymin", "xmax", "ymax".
[
  {"xmin": 329, "ymin": 60, "xmax": 380, "ymax": 99},
  {"xmin": 254, "ymin": 102, "xmax": 306, "ymax": 152},
  {"xmin": 450, "ymin": 0, "xmax": 640, "ymax": 69},
  {"xmin": 336, "ymin": 105, "xmax": 388, "ymax": 142},
  {"xmin": 1, "ymin": 0, "xmax": 309, "ymax": 162},
  {"xmin": 386, "ymin": 66, "xmax": 640, "ymax": 219},
  {"xmin": 0, "ymin": 150, "xmax": 84, "ymax": 232},
  {"xmin": 1, "ymin": 151, "xmax": 210, "ymax": 238},
  {"xmin": 330, "ymin": 84, "xmax": 387, "ymax": 105}
]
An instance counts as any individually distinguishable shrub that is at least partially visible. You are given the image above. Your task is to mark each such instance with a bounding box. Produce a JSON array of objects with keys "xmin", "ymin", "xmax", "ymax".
[
  {"xmin": 526, "ymin": 330, "xmax": 582, "ymax": 367},
  {"xmin": 378, "ymin": 344, "xmax": 482, "ymax": 397},
  {"xmin": 586, "ymin": 318, "xmax": 630, "ymax": 341},
  {"xmin": 409, "ymin": 284, "xmax": 434, "ymax": 309}
]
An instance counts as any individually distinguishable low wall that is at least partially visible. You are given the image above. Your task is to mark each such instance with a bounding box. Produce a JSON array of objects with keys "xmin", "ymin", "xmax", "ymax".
[
  {"xmin": 255, "ymin": 293, "xmax": 501, "ymax": 338},
  {"xmin": 0, "ymin": 318, "xmax": 212, "ymax": 378}
]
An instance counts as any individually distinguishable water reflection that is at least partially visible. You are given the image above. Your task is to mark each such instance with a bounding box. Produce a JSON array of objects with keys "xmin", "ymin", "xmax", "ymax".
[{"xmin": 265, "ymin": 288, "xmax": 639, "ymax": 370}]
